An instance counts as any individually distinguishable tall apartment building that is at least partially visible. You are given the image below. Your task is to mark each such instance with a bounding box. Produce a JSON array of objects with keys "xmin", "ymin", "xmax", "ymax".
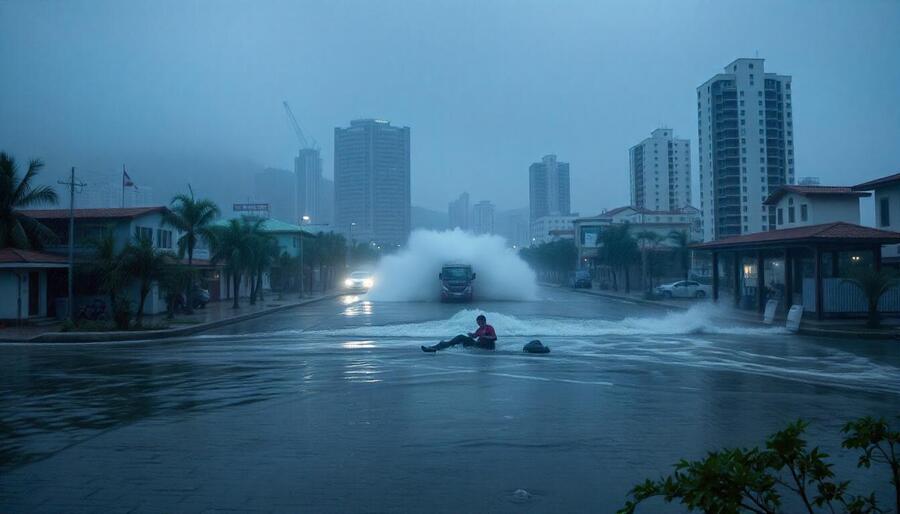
[
  {"xmin": 295, "ymin": 148, "xmax": 322, "ymax": 224},
  {"xmin": 472, "ymin": 200, "xmax": 495, "ymax": 235},
  {"xmin": 698, "ymin": 58, "xmax": 794, "ymax": 240},
  {"xmin": 630, "ymin": 129, "xmax": 691, "ymax": 211},
  {"xmin": 529, "ymin": 154, "xmax": 570, "ymax": 225},
  {"xmin": 254, "ymin": 167, "xmax": 296, "ymax": 222},
  {"xmin": 448, "ymin": 192, "xmax": 470, "ymax": 230},
  {"xmin": 334, "ymin": 119, "xmax": 411, "ymax": 246}
]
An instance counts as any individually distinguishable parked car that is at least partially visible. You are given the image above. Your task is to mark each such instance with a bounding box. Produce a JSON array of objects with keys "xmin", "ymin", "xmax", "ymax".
[
  {"xmin": 568, "ymin": 270, "xmax": 592, "ymax": 289},
  {"xmin": 191, "ymin": 287, "xmax": 210, "ymax": 308},
  {"xmin": 655, "ymin": 280, "xmax": 712, "ymax": 299}
]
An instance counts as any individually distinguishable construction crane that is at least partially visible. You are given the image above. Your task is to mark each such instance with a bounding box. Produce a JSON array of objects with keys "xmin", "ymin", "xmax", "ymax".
[{"xmin": 282, "ymin": 100, "xmax": 316, "ymax": 150}]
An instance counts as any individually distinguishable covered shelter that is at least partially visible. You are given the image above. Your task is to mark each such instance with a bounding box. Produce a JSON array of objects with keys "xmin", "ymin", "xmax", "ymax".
[{"xmin": 691, "ymin": 222, "xmax": 900, "ymax": 320}]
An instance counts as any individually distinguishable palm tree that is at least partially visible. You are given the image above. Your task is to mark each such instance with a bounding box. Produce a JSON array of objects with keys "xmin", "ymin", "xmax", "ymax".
[
  {"xmin": 636, "ymin": 230, "xmax": 661, "ymax": 292},
  {"xmin": 0, "ymin": 152, "xmax": 59, "ymax": 249},
  {"xmin": 121, "ymin": 230, "xmax": 172, "ymax": 327},
  {"xmin": 162, "ymin": 188, "xmax": 219, "ymax": 313},
  {"xmin": 248, "ymin": 233, "xmax": 279, "ymax": 304},
  {"xmin": 82, "ymin": 227, "xmax": 127, "ymax": 314},
  {"xmin": 600, "ymin": 223, "xmax": 638, "ymax": 292},
  {"xmin": 208, "ymin": 217, "xmax": 261, "ymax": 308},
  {"xmin": 668, "ymin": 229, "xmax": 691, "ymax": 282},
  {"xmin": 842, "ymin": 268, "xmax": 898, "ymax": 328}
]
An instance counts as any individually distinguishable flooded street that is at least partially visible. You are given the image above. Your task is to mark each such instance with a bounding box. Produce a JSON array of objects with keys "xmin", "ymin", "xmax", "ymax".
[{"xmin": 2, "ymin": 288, "xmax": 900, "ymax": 513}]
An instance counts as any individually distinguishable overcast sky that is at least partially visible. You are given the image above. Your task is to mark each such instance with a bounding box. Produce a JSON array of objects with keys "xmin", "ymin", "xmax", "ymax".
[{"xmin": 2, "ymin": 0, "xmax": 899, "ymax": 217}]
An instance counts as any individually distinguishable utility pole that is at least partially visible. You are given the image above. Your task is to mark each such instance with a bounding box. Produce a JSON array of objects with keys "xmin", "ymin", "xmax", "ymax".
[{"xmin": 58, "ymin": 167, "xmax": 85, "ymax": 321}]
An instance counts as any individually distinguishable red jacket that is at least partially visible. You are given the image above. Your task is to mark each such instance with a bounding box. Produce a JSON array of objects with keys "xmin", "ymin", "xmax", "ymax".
[{"xmin": 474, "ymin": 324, "xmax": 496, "ymax": 340}]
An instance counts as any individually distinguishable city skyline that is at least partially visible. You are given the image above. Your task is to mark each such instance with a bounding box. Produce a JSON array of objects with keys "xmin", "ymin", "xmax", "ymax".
[{"xmin": 3, "ymin": 2, "xmax": 898, "ymax": 219}]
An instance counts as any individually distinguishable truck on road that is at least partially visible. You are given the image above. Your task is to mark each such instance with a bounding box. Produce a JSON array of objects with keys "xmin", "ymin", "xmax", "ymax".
[{"xmin": 439, "ymin": 263, "xmax": 476, "ymax": 302}]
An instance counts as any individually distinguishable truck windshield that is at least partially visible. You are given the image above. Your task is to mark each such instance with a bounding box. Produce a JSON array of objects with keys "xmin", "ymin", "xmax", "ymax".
[{"xmin": 442, "ymin": 268, "xmax": 470, "ymax": 280}]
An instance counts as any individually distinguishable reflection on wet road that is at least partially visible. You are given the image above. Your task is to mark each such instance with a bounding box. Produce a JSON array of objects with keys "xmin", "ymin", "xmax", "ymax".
[{"xmin": 2, "ymin": 288, "xmax": 899, "ymax": 511}]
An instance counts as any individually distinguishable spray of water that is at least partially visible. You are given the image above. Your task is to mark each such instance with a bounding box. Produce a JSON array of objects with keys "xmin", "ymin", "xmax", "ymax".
[
  {"xmin": 311, "ymin": 303, "xmax": 784, "ymax": 337},
  {"xmin": 365, "ymin": 229, "xmax": 538, "ymax": 302}
]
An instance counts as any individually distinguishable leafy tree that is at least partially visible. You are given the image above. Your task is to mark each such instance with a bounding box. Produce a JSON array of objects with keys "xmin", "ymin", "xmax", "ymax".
[
  {"xmin": 0, "ymin": 152, "xmax": 58, "ymax": 249},
  {"xmin": 248, "ymin": 232, "xmax": 278, "ymax": 304},
  {"xmin": 162, "ymin": 187, "xmax": 220, "ymax": 313},
  {"xmin": 307, "ymin": 231, "xmax": 347, "ymax": 290},
  {"xmin": 519, "ymin": 239, "xmax": 577, "ymax": 284},
  {"xmin": 208, "ymin": 217, "xmax": 261, "ymax": 308},
  {"xmin": 599, "ymin": 223, "xmax": 638, "ymax": 292},
  {"xmin": 669, "ymin": 229, "xmax": 692, "ymax": 282},
  {"xmin": 81, "ymin": 227, "xmax": 128, "ymax": 327},
  {"xmin": 620, "ymin": 417, "xmax": 898, "ymax": 514},
  {"xmin": 635, "ymin": 230, "xmax": 662, "ymax": 292},
  {"xmin": 121, "ymin": 230, "xmax": 172, "ymax": 327},
  {"xmin": 842, "ymin": 416, "xmax": 900, "ymax": 513},
  {"xmin": 842, "ymin": 269, "xmax": 898, "ymax": 328}
]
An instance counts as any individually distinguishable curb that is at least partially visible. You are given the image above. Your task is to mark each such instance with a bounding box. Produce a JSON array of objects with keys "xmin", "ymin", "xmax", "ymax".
[{"xmin": 18, "ymin": 294, "xmax": 339, "ymax": 344}]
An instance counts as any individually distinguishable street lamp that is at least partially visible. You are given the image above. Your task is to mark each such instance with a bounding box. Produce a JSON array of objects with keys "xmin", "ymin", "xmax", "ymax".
[
  {"xmin": 348, "ymin": 222, "xmax": 357, "ymax": 269},
  {"xmin": 299, "ymin": 215, "xmax": 310, "ymax": 297}
]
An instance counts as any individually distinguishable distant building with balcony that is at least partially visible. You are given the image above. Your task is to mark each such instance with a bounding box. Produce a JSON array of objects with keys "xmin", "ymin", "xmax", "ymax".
[
  {"xmin": 698, "ymin": 58, "xmax": 794, "ymax": 241},
  {"xmin": 334, "ymin": 119, "xmax": 411, "ymax": 247},
  {"xmin": 630, "ymin": 129, "xmax": 691, "ymax": 211},
  {"xmin": 530, "ymin": 215, "xmax": 579, "ymax": 245},
  {"xmin": 448, "ymin": 192, "xmax": 470, "ymax": 230},
  {"xmin": 472, "ymin": 200, "xmax": 495, "ymax": 235},
  {"xmin": 529, "ymin": 154, "xmax": 570, "ymax": 226}
]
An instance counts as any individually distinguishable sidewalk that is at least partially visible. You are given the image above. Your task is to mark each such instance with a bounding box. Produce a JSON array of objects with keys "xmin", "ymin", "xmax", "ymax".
[{"xmin": 0, "ymin": 292, "xmax": 338, "ymax": 343}]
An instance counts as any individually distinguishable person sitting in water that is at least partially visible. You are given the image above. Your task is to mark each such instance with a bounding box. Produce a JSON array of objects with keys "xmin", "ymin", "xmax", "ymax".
[{"xmin": 421, "ymin": 314, "xmax": 497, "ymax": 352}]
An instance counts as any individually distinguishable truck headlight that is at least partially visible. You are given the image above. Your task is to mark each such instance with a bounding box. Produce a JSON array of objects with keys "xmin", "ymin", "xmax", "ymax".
[
  {"xmin": 344, "ymin": 279, "xmax": 353, "ymax": 287},
  {"xmin": 363, "ymin": 279, "xmax": 374, "ymax": 288}
]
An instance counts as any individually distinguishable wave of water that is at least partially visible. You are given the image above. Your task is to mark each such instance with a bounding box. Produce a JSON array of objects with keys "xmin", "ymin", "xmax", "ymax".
[
  {"xmin": 307, "ymin": 304, "xmax": 784, "ymax": 338},
  {"xmin": 365, "ymin": 229, "xmax": 538, "ymax": 302}
]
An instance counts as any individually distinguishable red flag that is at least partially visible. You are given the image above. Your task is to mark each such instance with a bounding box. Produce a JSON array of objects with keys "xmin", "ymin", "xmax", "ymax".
[{"xmin": 123, "ymin": 170, "xmax": 136, "ymax": 188}]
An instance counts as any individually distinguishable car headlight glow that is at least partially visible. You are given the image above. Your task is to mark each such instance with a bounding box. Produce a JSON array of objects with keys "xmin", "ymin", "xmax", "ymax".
[
  {"xmin": 363, "ymin": 279, "xmax": 374, "ymax": 288},
  {"xmin": 344, "ymin": 278, "xmax": 353, "ymax": 287}
]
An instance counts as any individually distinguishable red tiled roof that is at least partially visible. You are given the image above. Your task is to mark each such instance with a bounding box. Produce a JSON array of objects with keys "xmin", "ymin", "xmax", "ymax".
[
  {"xmin": 763, "ymin": 185, "xmax": 869, "ymax": 205},
  {"xmin": 852, "ymin": 172, "xmax": 900, "ymax": 191},
  {"xmin": 692, "ymin": 222, "xmax": 900, "ymax": 250},
  {"xmin": 20, "ymin": 206, "xmax": 168, "ymax": 220},
  {"xmin": 0, "ymin": 248, "xmax": 69, "ymax": 265}
]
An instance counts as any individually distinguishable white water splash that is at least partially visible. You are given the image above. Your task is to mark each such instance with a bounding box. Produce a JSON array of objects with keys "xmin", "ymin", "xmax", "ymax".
[
  {"xmin": 309, "ymin": 304, "xmax": 785, "ymax": 337},
  {"xmin": 365, "ymin": 229, "xmax": 538, "ymax": 302}
]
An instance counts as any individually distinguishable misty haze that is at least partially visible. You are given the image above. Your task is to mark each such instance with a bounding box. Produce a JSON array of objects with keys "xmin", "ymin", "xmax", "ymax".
[{"xmin": 2, "ymin": 1, "xmax": 900, "ymax": 513}]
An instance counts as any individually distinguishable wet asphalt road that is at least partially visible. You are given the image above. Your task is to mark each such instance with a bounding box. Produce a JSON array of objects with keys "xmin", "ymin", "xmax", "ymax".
[{"xmin": 2, "ymin": 287, "xmax": 900, "ymax": 513}]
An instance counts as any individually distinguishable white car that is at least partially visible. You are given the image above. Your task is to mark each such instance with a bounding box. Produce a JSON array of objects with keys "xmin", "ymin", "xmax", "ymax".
[
  {"xmin": 344, "ymin": 271, "xmax": 374, "ymax": 292},
  {"xmin": 655, "ymin": 280, "xmax": 711, "ymax": 299}
]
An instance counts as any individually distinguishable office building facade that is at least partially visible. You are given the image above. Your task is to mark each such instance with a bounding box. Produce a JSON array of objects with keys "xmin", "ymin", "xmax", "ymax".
[
  {"xmin": 448, "ymin": 192, "xmax": 470, "ymax": 230},
  {"xmin": 698, "ymin": 58, "xmax": 794, "ymax": 240},
  {"xmin": 472, "ymin": 200, "xmax": 495, "ymax": 235},
  {"xmin": 529, "ymin": 154, "xmax": 571, "ymax": 225},
  {"xmin": 630, "ymin": 129, "xmax": 691, "ymax": 211},
  {"xmin": 334, "ymin": 119, "xmax": 411, "ymax": 246}
]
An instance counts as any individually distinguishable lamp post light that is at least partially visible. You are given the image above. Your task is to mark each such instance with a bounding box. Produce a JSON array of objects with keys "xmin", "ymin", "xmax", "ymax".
[
  {"xmin": 299, "ymin": 215, "xmax": 310, "ymax": 297},
  {"xmin": 348, "ymin": 222, "xmax": 357, "ymax": 269}
]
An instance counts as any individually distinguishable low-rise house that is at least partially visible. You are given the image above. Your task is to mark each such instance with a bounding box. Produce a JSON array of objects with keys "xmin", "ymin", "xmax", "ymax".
[
  {"xmin": 763, "ymin": 185, "xmax": 869, "ymax": 229},
  {"xmin": 573, "ymin": 205, "xmax": 701, "ymax": 288},
  {"xmin": 852, "ymin": 172, "xmax": 900, "ymax": 262},
  {"xmin": 0, "ymin": 249, "xmax": 69, "ymax": 322}
]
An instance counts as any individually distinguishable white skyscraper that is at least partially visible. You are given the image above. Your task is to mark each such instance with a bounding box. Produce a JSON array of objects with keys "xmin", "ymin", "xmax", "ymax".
[
  {"xmin": 698, "ymin": 58, "xmax": 794, "ymax": 240},
  {"xmin": 629, "ymin": 129, "xmax": 691, "ymax": 211},
  {"xmin": 529, "ymin": 154, "xmax": 570, "ymax": 224},
  {"xmin": 472, "ymin": 200, "xmax": 495, "ymax": 235},
  {"xmin": 448, "ymin": 192, "xmax": 470, "ymax": 230}
]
